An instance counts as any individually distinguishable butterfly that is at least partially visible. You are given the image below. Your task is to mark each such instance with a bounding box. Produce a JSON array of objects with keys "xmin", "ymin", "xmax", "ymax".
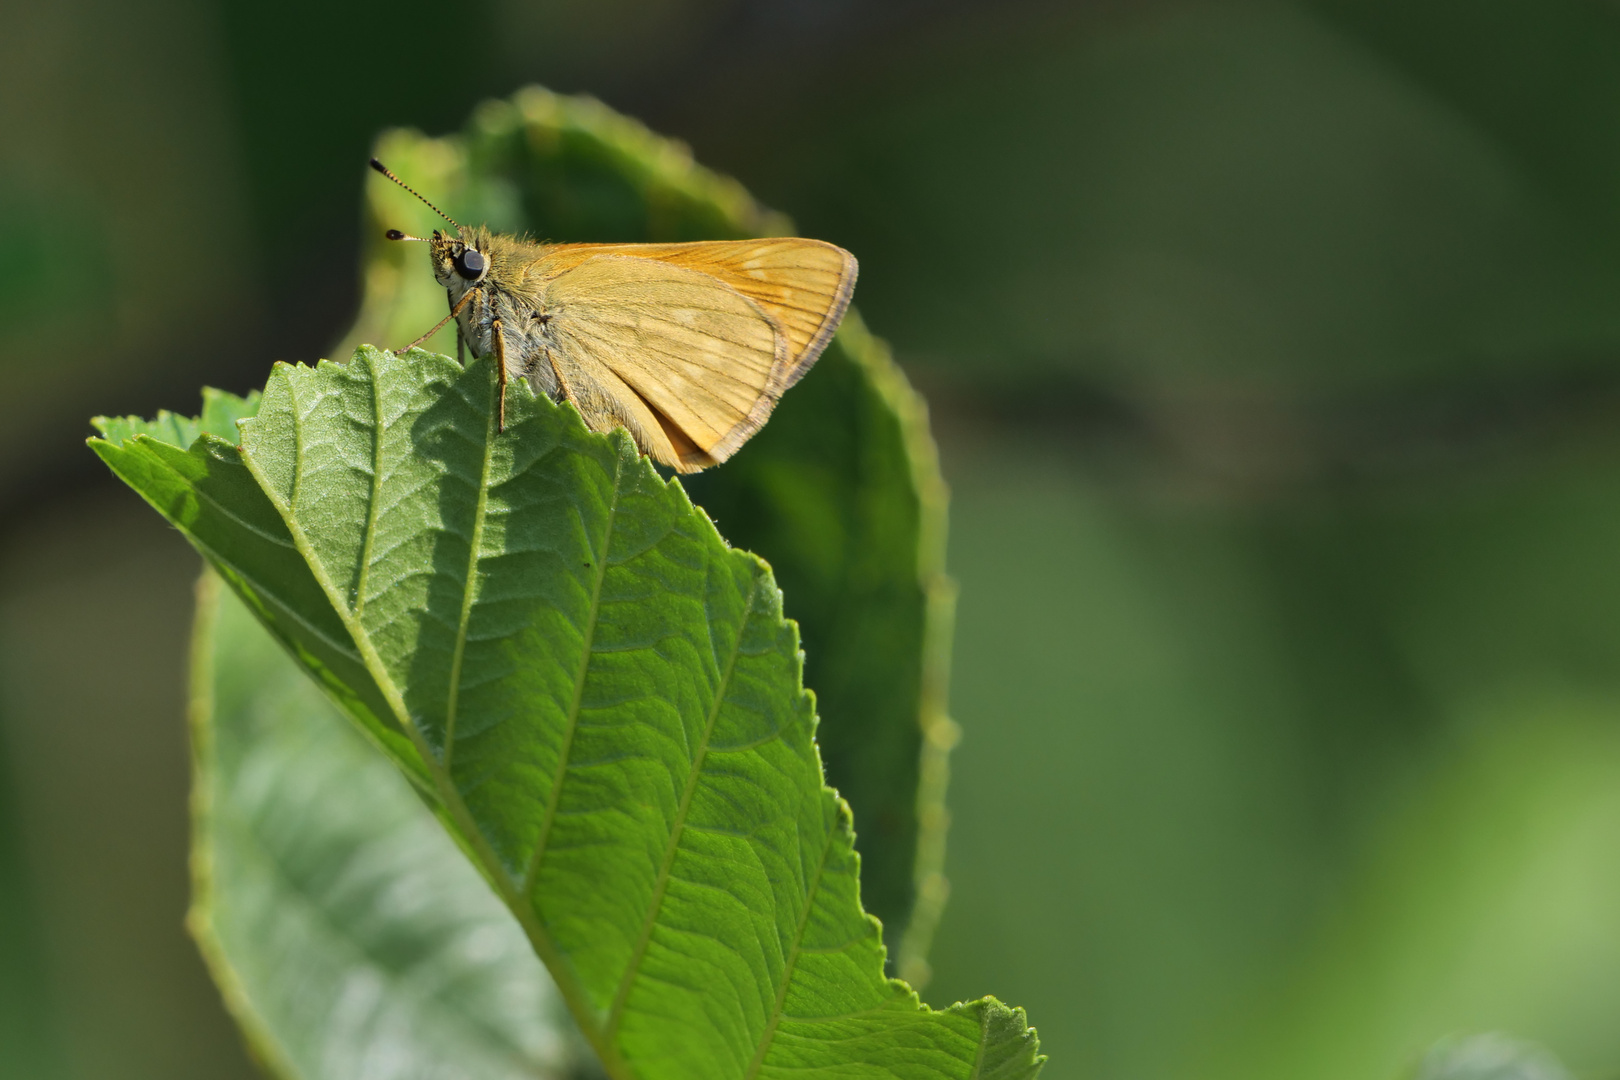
[{"xmin": 370, "ymin": 159, "xmax": 858, "ymax": 473}]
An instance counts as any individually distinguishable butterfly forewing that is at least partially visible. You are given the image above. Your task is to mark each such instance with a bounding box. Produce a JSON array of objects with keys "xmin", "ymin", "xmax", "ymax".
[{"xmin": 543, "ymin": 239, "xmax": 857, "ymax": 386}]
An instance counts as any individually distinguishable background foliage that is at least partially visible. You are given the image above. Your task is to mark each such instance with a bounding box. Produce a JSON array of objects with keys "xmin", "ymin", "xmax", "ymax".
[{"xmin": 9, "ymin": 2, "xmax": 1620, "ymax": 1078}]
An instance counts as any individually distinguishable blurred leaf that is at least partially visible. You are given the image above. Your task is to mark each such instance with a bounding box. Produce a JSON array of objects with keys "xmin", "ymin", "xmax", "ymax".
[
  {"xmin": 189, "ymin": 570, "xmax": 578, "ymax": 1080},
  {"xmin": 1414, "ymin": 1033, "xmax": 1572, "ymax": 1080},
  {"xmin": 89, "ymin": 348, "xmax": 1042, "ymax": 1080},
  {"xmin": 337, "ymin": 86, "xmax": 955, "ymax": 972}
]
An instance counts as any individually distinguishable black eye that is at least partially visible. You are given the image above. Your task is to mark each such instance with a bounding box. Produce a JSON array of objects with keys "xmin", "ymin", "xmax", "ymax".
[{"xmin": 455, "ymin": 249, "xmax": 487, "ymax": 280}]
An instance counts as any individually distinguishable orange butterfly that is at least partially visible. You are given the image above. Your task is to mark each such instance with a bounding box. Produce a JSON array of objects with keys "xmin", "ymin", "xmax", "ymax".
[{"xmin": 371, "ymin": 159, "xmax": 857, "ymax": 472}]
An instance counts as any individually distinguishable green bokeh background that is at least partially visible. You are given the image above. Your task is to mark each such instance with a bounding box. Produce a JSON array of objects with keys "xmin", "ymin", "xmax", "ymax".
[{"xmin": 6, "ymin": 1, "xmax": 1620, "ymax": 1077}]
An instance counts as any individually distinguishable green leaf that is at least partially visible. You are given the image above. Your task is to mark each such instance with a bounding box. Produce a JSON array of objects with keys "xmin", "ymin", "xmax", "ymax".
[
  {"xmin": 89, "ymin": 347, "xmax": 1041, "ymax": 1080},
  {"xmin": 339, "ymin": 88, "xmax": 956, "ymax": 973},
  {"xmin": 189, "ymin": 569, "xmax": 581, "ymax": 1079},
  {"xmin": 92, "ymin": 386, "xmax": 262, "ymax": 448}
]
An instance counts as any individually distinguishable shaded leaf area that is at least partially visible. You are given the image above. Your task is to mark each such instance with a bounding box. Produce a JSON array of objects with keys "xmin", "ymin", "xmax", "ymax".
[
  {"xmin": 337, "ymin": 88, "xmax": 953, "ymax": 967},
  {"xmin": 89, "ymin": 349, "xmax": 1041, "ymax": 1080},
  {"xmin": 190, "ymin": 570, "xmax": 582, "ymax": 1080}
]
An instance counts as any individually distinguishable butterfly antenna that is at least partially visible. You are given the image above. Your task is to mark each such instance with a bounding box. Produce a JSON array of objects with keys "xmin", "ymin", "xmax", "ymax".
[{"xmin": 369, "ymin": 158, "xmax": 461, "ymax": 229}]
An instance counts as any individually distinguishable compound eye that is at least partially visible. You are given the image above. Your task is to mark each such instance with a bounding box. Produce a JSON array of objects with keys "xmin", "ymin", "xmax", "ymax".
[{"xmin": 455, "ymin": 248, "xmax": 488, "ymax": 280}]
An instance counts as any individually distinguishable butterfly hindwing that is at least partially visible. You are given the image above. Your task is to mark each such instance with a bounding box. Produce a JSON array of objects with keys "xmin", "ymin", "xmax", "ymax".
[{"xmin": 538, "ymin": 253, "xmax": 786, "ymax": 471}]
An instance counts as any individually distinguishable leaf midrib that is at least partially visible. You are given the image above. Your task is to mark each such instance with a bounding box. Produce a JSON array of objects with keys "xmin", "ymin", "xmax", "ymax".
[
  {"xmin": 969, "ymin": 1004, "xmax": 991, "ymax": 1080},
  {"xmin": 602, "ymin": 570, "xmax": 758, "ymax": 1044},
  {"xmin": 520, "ymin": 449, "xmax": 625, "ymax": 898},
  {"xmin": 443, "ymin": 372, "xmax": 500, "ymax": 771},
  {"xmin": 742, "ymin": 823, "xmax": 836, "ymax": 1080},
  {"xmin": 351, "ymin": 361, "xmax": 388, "ymax": 624}
]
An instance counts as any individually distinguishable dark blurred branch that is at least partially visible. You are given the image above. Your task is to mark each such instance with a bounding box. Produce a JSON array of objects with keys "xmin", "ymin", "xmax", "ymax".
[{"xmin": 920, "ymin": 349, "xmax": 1620, "ymax": 500}]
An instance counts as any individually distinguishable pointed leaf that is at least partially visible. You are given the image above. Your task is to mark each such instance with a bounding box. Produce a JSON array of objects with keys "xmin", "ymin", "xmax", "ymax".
[{"xmin": 91, "ymin": 347, "xmax": 1042, "ymax": 1079}]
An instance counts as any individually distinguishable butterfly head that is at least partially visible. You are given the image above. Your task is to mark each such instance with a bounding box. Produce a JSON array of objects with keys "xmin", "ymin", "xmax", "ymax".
[{"xmin": 426, "ymin": 229, "xmax": 491, "ymax": 289}]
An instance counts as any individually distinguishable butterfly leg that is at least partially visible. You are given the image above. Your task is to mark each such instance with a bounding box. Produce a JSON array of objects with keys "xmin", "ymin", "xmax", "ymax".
[
  {"xmin": 445, "ymin": 287, "xmax": 466, "ymax": 366},
  {"xmin": 491, "ymin": 315, "xmax": 509, "ymax": 433}
]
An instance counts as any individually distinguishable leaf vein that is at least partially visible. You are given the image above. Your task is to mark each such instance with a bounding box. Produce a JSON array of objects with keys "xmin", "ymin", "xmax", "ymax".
[
  {"xmin": 743, "ymin": 801, "xmax": 837, "ymax": 1080},
  {"xmin": 351, "ymin": 357, "xmax": 387, "ymax": 621},
  {"xmin": 603, "ymin": 565, "xmax": 761, "ymax": 1043},
  {"xmin": 442, "ymin": 383, "xmax": 499, "ymax": 772},
  {"xmin": 520, "ymin": 450, "xmax": 625, "ymax": 895}
]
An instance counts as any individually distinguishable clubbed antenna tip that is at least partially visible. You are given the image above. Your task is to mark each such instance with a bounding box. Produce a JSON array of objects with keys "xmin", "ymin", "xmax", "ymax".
[{"xmin": 367, "ymin": 158, "xmax": 461, "ymax": 230}]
